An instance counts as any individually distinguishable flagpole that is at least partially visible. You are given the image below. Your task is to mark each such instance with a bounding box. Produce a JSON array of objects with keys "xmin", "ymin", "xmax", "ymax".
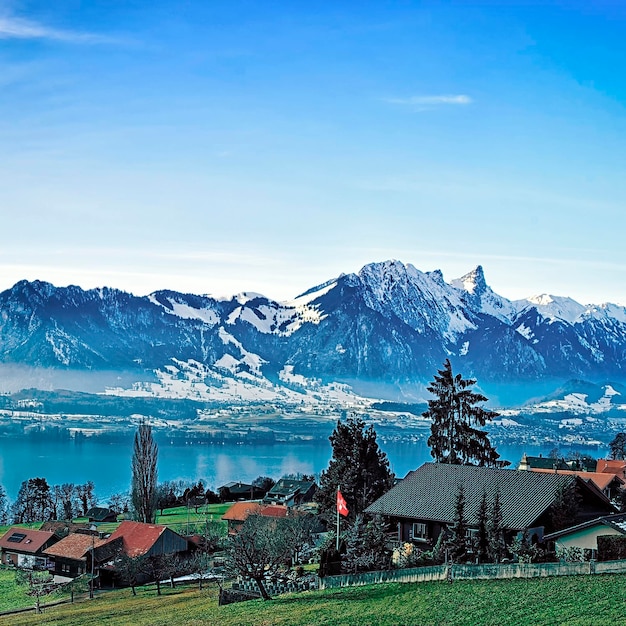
[{"xmin": 336, "ymin": 484, "xmax": 340, "ymax": 552}]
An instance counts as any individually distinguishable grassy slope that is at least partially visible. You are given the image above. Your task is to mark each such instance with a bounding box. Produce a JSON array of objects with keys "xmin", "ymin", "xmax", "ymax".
[
  {"xmin": 2, "ymin": 574, "xmax": 624, "ymax": 626},
  {"xmin": 0, "ymin": 570, "xmax": 70, "ymax": 613}
]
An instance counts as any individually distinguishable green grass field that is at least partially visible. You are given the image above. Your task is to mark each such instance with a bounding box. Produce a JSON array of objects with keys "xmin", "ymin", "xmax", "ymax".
[
  {"xmin": 1, "ymin": 502, "xmax": 231, "ymax": 538},
  {"xmin": 154, "ymin": 503, "xmax": 231, "ymax": 534},
  {"xmin": 2, "ymin": 573, "xmax": 625, "ymax": 625},
  {"xmin": 0, "ymin": 569, "xmax": 71, "ymax": 614}
]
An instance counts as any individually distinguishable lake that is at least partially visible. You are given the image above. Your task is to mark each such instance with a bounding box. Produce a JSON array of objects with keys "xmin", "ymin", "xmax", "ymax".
[{"xmin": 0, "ymin": 432, "xmax": 592, "ymax": 503}]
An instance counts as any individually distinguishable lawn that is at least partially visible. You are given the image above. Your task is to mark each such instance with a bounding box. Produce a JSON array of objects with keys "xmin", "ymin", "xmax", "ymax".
[
  {"xmin": 0, "ymin": 502, "xmax": 232, "ymax": 538},
  {"xmin": 2, "ymin": 573, "xmax": 626, "ymax": 625},
  {"xmin": 0, "ymin": 569, "xmax": 71, "ymax": 614},
  {"xmin": 154, "ymin": 503, "xmax": 231, "ymax": 534}
]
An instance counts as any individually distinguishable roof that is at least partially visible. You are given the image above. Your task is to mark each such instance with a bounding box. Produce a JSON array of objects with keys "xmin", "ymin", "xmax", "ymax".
[
  {"xmin": 545, "ymin": 513, "xmax": 626, "ymax": 542},
  {"xmin": 0, "ymin": 527, "xmax": 57, "ymax": 553},
  {"xmin": 103, "ymin": 521, "xmax": 169, "ymax": 558},
  {"xmin": 267, "ymin": 478, "xmax": 316, "ymax": 497},
  {"xmin": 365, "ymin": 463, "xmax": 607, "ymax": 531},
  {"xmin": 222, "ymin": 502, "xmax": 289, "ymax": 522},
  {"xmin": 222, "ymin": 501, "xmax": 263, "ymax": 522},
  {"xmin": 85, "ymin": 507, "xmax": 117, "ymax": 521},
  {"xmin": 43, "ymin": 533, "xmax": 108, "ymax": 560},
  {"xmin": 596, "ymin": 459, "xmax": 626, "ymax": 475},
  {"xmin": 519, "ymin": 454, "xmax": 569, "ymax": 470},
  {"xmin": 529, "ymin": 468, "xmax": 624, "ymax": 492},
  {"xmin": 219, "ymin": 482, "xmax": 256, "ymax": 493},
  {"xmin": 39, "ymin": 521, "xmax": 92, "ymax": 535}
]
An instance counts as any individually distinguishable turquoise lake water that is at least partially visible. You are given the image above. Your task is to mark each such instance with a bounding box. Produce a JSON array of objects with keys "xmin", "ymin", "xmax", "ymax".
[{"xmin": 0, "ymin": 433, "xmax": 585, "ymax": 503}]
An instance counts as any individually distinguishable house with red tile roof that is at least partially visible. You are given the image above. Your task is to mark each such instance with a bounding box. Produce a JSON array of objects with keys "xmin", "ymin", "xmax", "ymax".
[
  {"xmin": 596, "ymin": 459, "xmax": 626, "ymax": 480},
  {"xmin": 103, "ymin": 520, "xmax": 189, "ymax": 559},
  {"xmin": 0, "ymin": 527, "xmax": 59, "ymax": 569},
  {"xmin": 222, "ymin": 502, "xmax": 289, "ymax": 535},
  {"xmin": 528, "ymin": 468, "xmax": 625, "ymax": 501},
  {"xmin": 94, "ymin": 521, "xmax": 190, "ymax": 587},
  {"xmin": 43, "ymin": 532, "xmax": 108, "ymax": 580}
]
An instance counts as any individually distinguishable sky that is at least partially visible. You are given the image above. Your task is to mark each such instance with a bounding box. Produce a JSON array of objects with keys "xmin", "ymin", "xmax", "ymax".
[{"xmin": 1, "ymin": 1, "xmax": 626, "ymax": 304}]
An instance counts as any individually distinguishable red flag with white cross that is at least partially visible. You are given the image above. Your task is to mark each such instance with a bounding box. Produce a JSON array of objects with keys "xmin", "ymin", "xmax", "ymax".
[{"xmin": 337, "ymin": 490, "xmax": 349, "ymax": 517}]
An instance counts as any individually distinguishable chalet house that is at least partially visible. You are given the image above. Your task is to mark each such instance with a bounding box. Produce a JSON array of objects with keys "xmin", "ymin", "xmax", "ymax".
[
  {"xmin": 544, "ymin": 512, "xmax": 626, "ymax": 557},
  {"xmin": 0, "ymin": 527, "xmax": 59, "ymax": 569},
  {"xmin": 218, "ymin": 482, "xmax": 266, "ymax": 501},
  {"xmin": 365, "ymin": 463, "xmax": 617, "ymax": 547},
  {"xmin": 527, "ymin": 468, "xmax": 625, "ymax": 501},
  {"xmin": 222, "ymin": 502, "xmax": 289, "ymax": 535},
  {"xmin": 43, "ymin": 532, "xmax": 109, "ymax": 580},
  {"xmin": 85, "ymin": 507, "xmax": 118, "ymax": 523},
  {"xmin": 263, "ymin": 478, "xmax": 318, "ymax": 507}
]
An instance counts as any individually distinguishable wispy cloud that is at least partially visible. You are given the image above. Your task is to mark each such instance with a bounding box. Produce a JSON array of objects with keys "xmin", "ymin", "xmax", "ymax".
[
  {"xmin": 384, "ymin": 94, "xmax": 472, "ymax": 110},
  {"xmin": 0, "ymin": 15, "xmax": 117, "ymax": 44}
]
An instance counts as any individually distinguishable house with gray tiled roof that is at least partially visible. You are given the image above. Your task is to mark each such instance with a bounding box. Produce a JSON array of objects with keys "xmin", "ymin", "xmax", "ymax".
[
  {"xmin": 263, "ymin": 478, "xmax": 317, "ymax": 507},
  {"xmin": 365, "ymin": 463, "xmax": 617, "ymax": 546}
]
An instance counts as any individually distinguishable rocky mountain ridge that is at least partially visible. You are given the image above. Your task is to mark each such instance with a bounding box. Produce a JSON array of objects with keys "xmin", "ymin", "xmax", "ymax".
[{"xmin": 2, "ymin": 260, "xmax": 626, "ymax": 404}]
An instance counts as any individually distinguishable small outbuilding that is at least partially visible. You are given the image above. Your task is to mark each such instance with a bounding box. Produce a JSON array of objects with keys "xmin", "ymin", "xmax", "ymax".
[{"xmin": 544, "ymin": 512, "xmax": 626, "ymax": 558}]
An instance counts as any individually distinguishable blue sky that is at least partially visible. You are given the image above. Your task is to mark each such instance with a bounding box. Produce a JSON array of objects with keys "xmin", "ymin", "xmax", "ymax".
[{"xmin": 1, "ymin": 1, "xmax": 626, "ymax": 304}]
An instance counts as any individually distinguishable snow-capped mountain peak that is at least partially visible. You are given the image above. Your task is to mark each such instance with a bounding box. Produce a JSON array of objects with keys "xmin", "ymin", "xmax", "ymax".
[
  {"xmin": 451, "ymin": 265, "xmax": 486, "ymax": 295},
  {"xmin": 451, "ymin": 266, "xmax": 516, "ymax": 323},
  {"xmin": 518, "ymin": 294, "xmax": 587, "ymax": 324}
]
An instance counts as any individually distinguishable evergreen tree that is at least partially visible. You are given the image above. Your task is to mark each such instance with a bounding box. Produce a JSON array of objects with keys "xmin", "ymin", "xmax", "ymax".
[
  {"xmin": 488, "ymin": 490, "xmax": 506, "ymax": 563},
  {"xmin": 448, "ymin": 485, "xmax": 469, "ymax": 563},
  {"xmin": 609, "ymin": 432, "xmax": 626, "ymax": 460},
  {"xmin": 549, "ymin": 482, "xmax": 581, "ymax": 532},
  {"xmin": 131, "ymin": 421, "xmax": 158, "ymax": 524},
  {"xmin": 316, "ymin": 416, "xmax": 395, "ymax": 520},
  {"xmin": 424, "ymin": 359, "xmax": 509, "ymax": 467},
  {"xmin": 476, "ymin": 491, "xmax": 490, "ymax": 563},
  {"xmin": 342, "ymin": 514, "xmax": 391, "ymax": 573}
]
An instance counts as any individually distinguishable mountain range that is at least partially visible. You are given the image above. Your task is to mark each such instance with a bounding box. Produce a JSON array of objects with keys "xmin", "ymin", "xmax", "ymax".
[{"xmin": 2, "ymin": 260, "xmax": 626, "ymax": 406}]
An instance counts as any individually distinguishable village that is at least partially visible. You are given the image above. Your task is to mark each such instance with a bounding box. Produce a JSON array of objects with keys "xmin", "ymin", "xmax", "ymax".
[{"xmin": 3, "ymin": 363, "xmax": 626, "ymax": 621}]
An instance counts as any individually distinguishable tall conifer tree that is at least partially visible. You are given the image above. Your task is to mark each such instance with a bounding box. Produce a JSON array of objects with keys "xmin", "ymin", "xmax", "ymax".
[
  {"xmin": 424, "ymin": 359, "xmax": 509, "ymax": 467},
  {"xmin": 316, "ymin": 416, "xmax": 395, "ymax": 520},
  {"xmin": 476, "ymin": 491, "xmax": 490, "ymax": 563},
  {"xmin": 449, "ymin": 485, "xmax": 469, "ymax": 562}
]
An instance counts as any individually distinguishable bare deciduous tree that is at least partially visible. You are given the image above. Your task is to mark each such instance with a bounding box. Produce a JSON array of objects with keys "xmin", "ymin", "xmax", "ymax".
[
  {"xmin": 225, "ymin": 513, "xmax": 294, "ymax": 600},
  {"xmin": 131, "ymin": 422, "xmax": 158, "ymax": 524}
]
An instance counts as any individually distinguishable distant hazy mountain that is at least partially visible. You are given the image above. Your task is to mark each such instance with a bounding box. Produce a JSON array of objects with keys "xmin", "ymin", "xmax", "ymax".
[{"xmin": 2, "ymin": 260, "xmax": 626, "ymax": 403}]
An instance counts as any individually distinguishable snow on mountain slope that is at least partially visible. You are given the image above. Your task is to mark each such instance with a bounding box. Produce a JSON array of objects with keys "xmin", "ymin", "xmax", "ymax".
[
  {"xmin": 104, "ymin": 358, "xmax": 371, "ymax": 408},
  {"xmin": 225, "ymin": 292, "xmax": 326, "ymax": 336},
  {"xmin": 216, "ymin": 327, "xmax": 266, "ymax": 375},
  {"xmin": 148, "ymin": 293, "xmax": 219, "ymax": 325},
  {"xmin": 357, "ymin": 260, "xmax": 476, "ymax": 342},
  {"xmin": 515, "ymin": 294, "xmax": 587, "ymax": 324}
]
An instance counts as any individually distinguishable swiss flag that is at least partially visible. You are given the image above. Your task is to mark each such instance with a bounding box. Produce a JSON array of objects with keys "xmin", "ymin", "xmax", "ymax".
[{"xmin": 337, "ymin": 490, "xmax": 349, "ymax": 517}]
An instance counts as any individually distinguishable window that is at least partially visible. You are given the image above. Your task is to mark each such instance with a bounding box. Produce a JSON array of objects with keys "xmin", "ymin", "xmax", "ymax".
[{"xmin": 411, "ymin": 523, "xmax": 427, "ymax": 539}]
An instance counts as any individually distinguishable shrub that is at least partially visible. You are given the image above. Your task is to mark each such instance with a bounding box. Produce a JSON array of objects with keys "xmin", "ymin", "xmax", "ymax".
[{"xmin": 598, "ymin": 535, "xmax": 626, "ymax": 561}]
